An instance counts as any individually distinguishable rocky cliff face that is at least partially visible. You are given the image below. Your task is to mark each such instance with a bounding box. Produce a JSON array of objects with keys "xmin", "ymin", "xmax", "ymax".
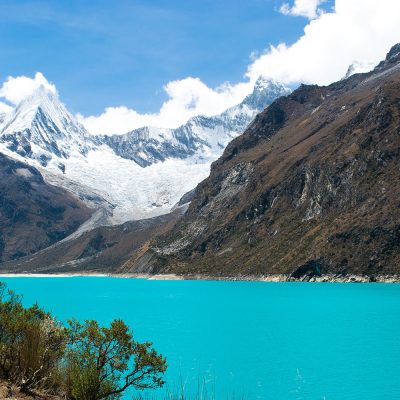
[{"xmin": 124, "ymin": 44, "xmax": 400, "ymax": 279}]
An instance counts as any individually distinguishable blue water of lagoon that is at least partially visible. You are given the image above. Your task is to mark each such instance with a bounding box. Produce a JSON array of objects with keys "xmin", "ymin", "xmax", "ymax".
[{"xmin": 1, "ymin": 277, "xmax": 400, "ymax": 399}]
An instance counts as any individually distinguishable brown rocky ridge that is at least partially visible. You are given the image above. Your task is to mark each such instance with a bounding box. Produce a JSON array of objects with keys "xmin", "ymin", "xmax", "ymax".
[
  {"xmin": 0, "ymin": 153, "xmax": 92, "ymax": 263},
  {"xmin": 122, "ymin": 43, "xmax": 400, "ymax": 281},
  {"xmin": 0, "ymin": 208, "xmax": 181, "ymax": 274}
]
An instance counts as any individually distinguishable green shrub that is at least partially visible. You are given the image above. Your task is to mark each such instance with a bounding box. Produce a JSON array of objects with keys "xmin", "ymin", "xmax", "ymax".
[
  {"xmin": 0, "ymin": 282, "xmax": 167, "ymax": 399},
  {"xmin": 0, "ymin": 282, "xmax": 66, "ymax": 392},
  {"xmin": 65, "ymin": 319, "xmax": 167, "ymax": 400}
]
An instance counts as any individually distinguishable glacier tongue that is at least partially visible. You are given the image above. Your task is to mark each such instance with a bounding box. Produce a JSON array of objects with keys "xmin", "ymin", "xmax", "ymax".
[
  {"xmin": 45, "ymin": 147, "xmax": 212, "ymax": 224},
  {"xmin": 0, "ymin": 78, "xmax": 291, "ymax": 225}
]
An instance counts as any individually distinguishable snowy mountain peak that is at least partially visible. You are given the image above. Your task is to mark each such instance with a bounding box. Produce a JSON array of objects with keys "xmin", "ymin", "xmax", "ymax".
[
  {"xmin": 104, "ymin": 77, "xmax": 292, "ymax": 168},
  {"xmin": 2, "ymin": 85, "xmax": 81, "ymax": 136},
  {"xmin": 0, "ymin": 85, "xmax": 92, "ymax": 166},
  {"xmin": 241, "ymin": 76, "xmax": 291, "ymax": 109},
  {"xmin": 253, "ymin": 75, "xmax": 283, "ymax": 91}
]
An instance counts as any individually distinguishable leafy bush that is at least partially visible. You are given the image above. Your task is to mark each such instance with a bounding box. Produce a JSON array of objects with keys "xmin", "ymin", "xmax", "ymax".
[
  {"xmin": 0, "ymin": 282, "xmax": 66, "ymax": 393},
  {"xmin": 0, "ymin": 282, "xmax": 167, "ymax": 399},
  {"xmin": 65, "ymin": 319, "xmax": 167, "ymax": 400}
]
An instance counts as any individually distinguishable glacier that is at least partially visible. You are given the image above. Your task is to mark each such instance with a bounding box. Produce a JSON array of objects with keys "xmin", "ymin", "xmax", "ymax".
[{"xmin": 0, "ymin": 77, "xmax": 290, "ymax": 225}]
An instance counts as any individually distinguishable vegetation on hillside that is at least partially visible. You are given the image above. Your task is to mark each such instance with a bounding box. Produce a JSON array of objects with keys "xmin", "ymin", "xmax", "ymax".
[{"xmin": 0, "ymin": 282, "xmax": 167, "ymax": 399}]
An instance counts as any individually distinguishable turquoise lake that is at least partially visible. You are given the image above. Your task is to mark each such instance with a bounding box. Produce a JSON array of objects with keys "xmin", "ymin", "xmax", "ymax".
[{"xmin": 1, "ymin": 277, "xmax": 399, "ymax": 399}]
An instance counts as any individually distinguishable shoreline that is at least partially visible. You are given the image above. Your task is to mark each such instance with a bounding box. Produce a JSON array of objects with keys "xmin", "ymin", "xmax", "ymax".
[{"xmin": 0, "ymin": 272, "xmax": 399, "ymax": 283}]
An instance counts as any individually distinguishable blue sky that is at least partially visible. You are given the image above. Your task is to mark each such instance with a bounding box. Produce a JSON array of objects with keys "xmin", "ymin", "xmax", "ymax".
[
  {"xmin": 1, "ymin": 0, "xmax": 399, "ymax": 135},
  {"xmin": 0, "ymin": 0, "xmax": 324, "ymax": 115}
]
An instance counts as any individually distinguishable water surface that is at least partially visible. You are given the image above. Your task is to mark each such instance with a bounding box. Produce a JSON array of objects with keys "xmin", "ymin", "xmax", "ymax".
[{"xmin": 2, "ymin": 277, "xmax": 399, "ymax": 399}]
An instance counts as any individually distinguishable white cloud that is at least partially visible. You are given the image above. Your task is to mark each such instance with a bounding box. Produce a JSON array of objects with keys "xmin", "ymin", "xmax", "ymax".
[
  {"xmin": 0, "ymin": 72, "xmax": 56, "ymax": 105},
  {"xmin": 80, "ymin": 77, "xmax": 252, "ymax": 135},
  {"xmin": 280, "ymin": 0, "xmax": 323, "ymax": 19},
  {"xmin": 247, "ymin": 0, "xmax": 400, "ymax": 86}
]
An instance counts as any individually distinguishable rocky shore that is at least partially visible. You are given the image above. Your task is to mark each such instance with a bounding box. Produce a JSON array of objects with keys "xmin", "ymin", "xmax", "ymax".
[
  {"xmin": 1, "ymin": 272, "xmax": 399, "ymax": 283},
  {"xmin": 135, "ymin": 273, "xmax": 400, "ymax": 283}
]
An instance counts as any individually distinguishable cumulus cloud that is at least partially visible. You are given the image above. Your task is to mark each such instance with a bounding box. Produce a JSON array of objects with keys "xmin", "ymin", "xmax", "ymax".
[
  {"xmin": 0, "ymin": 72, "xmax": 56, "ymax": 105},
  {"xmin": 279, "ymin": 0, "xmax": 324, "ymax": 19},
  {"xmin": 247, "ymin": 0, "xmax": 400, "ymax": 86},
  {"xmin": 80, "ymin": 77, "xmax": 252, "ymax": 135},
  {"xmin": 0, "ymin": 101, "xmax": 13, "ymax": 115}
]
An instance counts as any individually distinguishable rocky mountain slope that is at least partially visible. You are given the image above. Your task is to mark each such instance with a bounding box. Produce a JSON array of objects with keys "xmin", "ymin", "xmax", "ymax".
[
  {"xmin": 0, "ymin": 153, "xmax": 92, "ymax": 262},
  {"xmin": 123, "ymin": 43, "xmax": 400, "ymax": 279},
  {"xmin": 0, "ymin": 78, "xmax": 290, "ymax": 225},
  {"xmin": 1, "ymin": 208, "xmax": 182, "ymax": 273}
]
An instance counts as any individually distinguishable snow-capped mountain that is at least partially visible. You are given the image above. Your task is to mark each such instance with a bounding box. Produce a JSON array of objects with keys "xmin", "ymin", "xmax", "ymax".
[
  {"xmin": 0, "ymin": 86, "xmax": 94, "ymax": 170},
  {"xmin": 0, "ymin": 77, "xmax": 290, "ymax": 225},
  {"xmin": 104, "ymin": 77, "xmax": 290, "ymax": 167}
]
